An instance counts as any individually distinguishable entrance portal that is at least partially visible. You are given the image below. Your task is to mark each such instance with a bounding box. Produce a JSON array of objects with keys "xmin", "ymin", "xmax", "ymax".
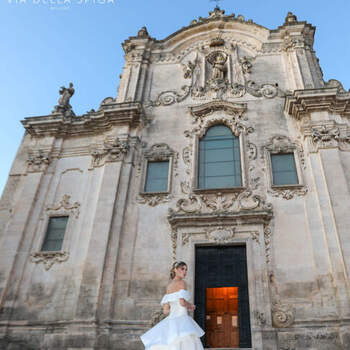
[{"xmin": 194, "ymin": 246, "xmax": 251, "ymax": 348}]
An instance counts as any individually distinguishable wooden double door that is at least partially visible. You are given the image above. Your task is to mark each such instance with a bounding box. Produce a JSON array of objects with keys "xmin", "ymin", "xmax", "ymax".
[{"xmin": 194, "ymin": 246, "xmax": 252, "ymax": 348}]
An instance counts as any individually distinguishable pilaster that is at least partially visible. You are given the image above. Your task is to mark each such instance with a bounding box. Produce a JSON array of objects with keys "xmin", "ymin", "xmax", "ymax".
[{"xmin": 285, "ymin": 88, "xmax": 350, "ymax": 318}]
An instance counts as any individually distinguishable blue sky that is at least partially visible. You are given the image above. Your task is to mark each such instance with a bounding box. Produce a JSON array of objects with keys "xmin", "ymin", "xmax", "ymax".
[{"xmin": 1, "ymin": 0, "xmax": 349, "ymax": 195}]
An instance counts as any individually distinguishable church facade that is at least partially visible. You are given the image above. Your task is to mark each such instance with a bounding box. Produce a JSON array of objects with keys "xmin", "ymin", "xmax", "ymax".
[{"xmin": 1, "ymin": 7, "xmax": 350, "ymax": 350}]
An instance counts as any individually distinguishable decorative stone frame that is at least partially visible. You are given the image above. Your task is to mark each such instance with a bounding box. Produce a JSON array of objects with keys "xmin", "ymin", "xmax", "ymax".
[
  {"xmin": 168, "ymin": 218, "xmax": 274, "ymax": 349},
  {"xmin": 138, "ymin": 144, "xmax": 178, "ymax": 205},
  {"xmin": 185, "ymin": 101, "xmax": 251, "ymax": 195},
  {"xmin": 30, "ymin": 194, "xmax": 80, "ymax": 270},
  {"xmin": 263, "ymin": 135, "xmax": 307, "ymax": 200}
]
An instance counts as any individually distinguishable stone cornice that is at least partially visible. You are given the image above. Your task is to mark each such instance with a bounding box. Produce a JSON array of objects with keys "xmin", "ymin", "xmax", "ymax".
[
  {"xmin": 21, "ymin": 102, "xmax": 143, "ymax": 137},
  {"xmin": 284, "ymin": 88, "xmax": 350, "ymax": 120},
  {"xmin": 168, "ymin": 210, "xmax": 272, "ymax": 229}
]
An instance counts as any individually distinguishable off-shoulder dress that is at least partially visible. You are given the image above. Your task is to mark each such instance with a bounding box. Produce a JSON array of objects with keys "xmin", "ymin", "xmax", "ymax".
[{"xmin": 140, "ymin": 289, "xmax": 205, "ymax": 350}]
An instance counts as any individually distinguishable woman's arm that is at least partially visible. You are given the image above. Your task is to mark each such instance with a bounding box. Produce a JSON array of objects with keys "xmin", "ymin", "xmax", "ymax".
[
  {"xmin": 163, "ymin": 303, "xmax": 170, "ymax": 315},
  {"xmin": 179, "ymin": 298, "xmax": 196, "ymax": 311}
]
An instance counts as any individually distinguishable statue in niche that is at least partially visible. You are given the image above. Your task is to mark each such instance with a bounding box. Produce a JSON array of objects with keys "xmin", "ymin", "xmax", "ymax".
[
  {"xmin": 207, "ymin": 51, "xmax": 227, "ymax": 81},
  {"xmin": 206, "ymin": 51, "xmax": 228, "ymax": 98},
  {"xmin": 53, "ymin": 82, "xmax": 76, "ymax": 117}
]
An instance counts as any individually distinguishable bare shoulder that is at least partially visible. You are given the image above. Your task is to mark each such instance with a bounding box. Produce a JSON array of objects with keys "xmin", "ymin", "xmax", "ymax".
[{"xmin": 166, "ymin": 280, "xmax": 187, "ymax": 294}]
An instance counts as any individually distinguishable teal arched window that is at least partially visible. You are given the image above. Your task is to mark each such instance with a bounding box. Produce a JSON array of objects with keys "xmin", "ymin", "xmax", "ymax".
[{"xmin": 198, "ymin": 125, "xmax": 242, "ymax": 189}]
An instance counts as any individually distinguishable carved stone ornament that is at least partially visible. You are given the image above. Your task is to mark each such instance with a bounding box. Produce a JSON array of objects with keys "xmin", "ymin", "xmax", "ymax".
[
  {"xmin": 312, "ymin": 125, "xmax": 340, "ymax": 145},
  {"xmin": 301, "ymin": 122, "xmax": 350, "ymax": 152},
  {"xmin": 268, "ymin": 187, "xmax": 308, "ymax": 200},
  {"xmin": 46, "ymin": 194, "xmax": 80, "ymax": 219},
  {"xmin": 30, "ymin": 251, "xmax": 69, "ymax": 271},
  {"xmin": 206, "ymin": 226, "xmax": 235, "ymax": 243},
  {"xmin": 264, "ymin": 225, "xmax": 272, "ymax": 264},
  {"xmin": 272, "ymin": 301, "xmax": 295, "ymax": 328},
  {"xmin": 27, "ymin": 149, "xmax": 50, "ymax": 173},
  {"xmin": 136, "ymin": 194, "xmax": 172, "ymax": 207},
  {"xmin": 149, "ymin": 42, "xmax": 279, "ymax": 105},
  {"xmin": 143, "ymin": 143, "xmax": 177, "ymax": 162},
  {"xmin": 185, "ymin": 103, "xmax": 253, "ymax": 139},
  {"xmin": 174, "ymin": 188, "xmax": 271, "ymax": 215},
  {"xmin": 269, "ymin": 273, "xmax": 295, "ymax": 328},
  {"xmin": 90, "ymin": 137, "xmax": 129, "ymax": 168},
  {"xmin": 254, "ymin": 310, "xmax": 266, "ymax": 326}
]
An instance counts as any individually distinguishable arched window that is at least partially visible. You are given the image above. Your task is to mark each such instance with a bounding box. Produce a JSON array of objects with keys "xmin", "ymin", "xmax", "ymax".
[{"xmin": 198, "ymin": 125, "xmax": 242, "ymax": 189}]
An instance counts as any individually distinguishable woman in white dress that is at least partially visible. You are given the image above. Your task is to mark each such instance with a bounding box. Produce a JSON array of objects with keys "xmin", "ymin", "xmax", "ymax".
[{"xmin": 141, "ymin": 261, "xmax": 205, "ymax": 350}]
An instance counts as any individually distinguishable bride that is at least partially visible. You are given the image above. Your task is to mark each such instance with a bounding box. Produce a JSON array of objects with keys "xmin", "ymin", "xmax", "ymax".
[{"xmin": 141, "ymin": 261, "xmax": 205, "ymax": 350}]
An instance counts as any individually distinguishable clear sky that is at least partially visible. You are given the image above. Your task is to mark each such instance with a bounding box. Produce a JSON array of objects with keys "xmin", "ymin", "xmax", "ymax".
[{"xmin": 1, "ymin": 0, "xmax": 349, "ymax": 196}]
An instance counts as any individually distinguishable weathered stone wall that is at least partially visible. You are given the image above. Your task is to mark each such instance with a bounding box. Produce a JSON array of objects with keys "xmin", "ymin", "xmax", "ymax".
[{"xmin": 1, "ymin": 8, "xmax": 350, "ymax": 350}]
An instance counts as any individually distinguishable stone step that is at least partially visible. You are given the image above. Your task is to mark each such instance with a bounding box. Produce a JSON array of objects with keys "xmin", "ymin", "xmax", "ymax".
[{"xmin": 205, "ymin": 348, "xmax": 253, "ymax": 350}]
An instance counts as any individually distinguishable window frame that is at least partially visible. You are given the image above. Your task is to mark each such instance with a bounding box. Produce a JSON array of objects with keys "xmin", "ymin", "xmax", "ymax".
[
  {"xmin": 141, "ymin": 158, "xmax": 173, "ymax": 195},
  {"xmin": 266, "ymin": 145, "xmax": 304, "ymax": 190},
  {"xmin": 40, "ymin": 215, "xmax": 69, "ymax": 252},
  {"xmin": 139, "ymin": 143, "xmax": 177, "ymax": 196},
  {"xmin": 193, "ymin": 124, "xmax": 247, "ymax": 194}
]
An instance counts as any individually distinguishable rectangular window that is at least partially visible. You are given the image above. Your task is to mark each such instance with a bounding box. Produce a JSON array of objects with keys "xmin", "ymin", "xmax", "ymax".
[
  {"xmin": 41, "ymin": 216, "xmax": 69, "ymax": 252},
  {"xmin": 271, "ymin": 153, "xmax": 299, "ymax": 186},
  {"xmin": 198, "ymin": 135, "xmax": 242, "ymax": 189},
  {"xmin": 144, "ymin": 160, "xmax": 169, "ymax": 192}
]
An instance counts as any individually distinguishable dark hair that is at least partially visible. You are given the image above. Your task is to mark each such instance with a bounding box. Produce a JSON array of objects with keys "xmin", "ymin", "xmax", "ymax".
[{"xmin": 170, "ymin": 261, "xmax": 187, "ymax": 279}]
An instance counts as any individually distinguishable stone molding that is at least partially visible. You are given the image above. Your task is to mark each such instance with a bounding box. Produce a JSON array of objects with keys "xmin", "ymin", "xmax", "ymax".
[
  {"xmin": 29, "ymin": 251, "xmax": 69, "ymax": 271},
  {"xmin": 21, "ymin": 102, "xmax": 143, "ymax": 137},
  {"xmin": 26, "ymin": 149, "xmax": 50, "ymax": 173},
  {"xmin": 285, "ymin": 86, "xmax": 350, "ymax": 120}
]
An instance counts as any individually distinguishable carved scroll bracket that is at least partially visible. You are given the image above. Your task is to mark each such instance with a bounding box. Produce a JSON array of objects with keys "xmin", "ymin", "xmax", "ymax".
[
  {"xmin": 269, "ymin": 273, "xmax": 295, "ymax": 328},
  {"xmin": 30, "ymin": 251, "xmax": 69, "ymax": 271}
]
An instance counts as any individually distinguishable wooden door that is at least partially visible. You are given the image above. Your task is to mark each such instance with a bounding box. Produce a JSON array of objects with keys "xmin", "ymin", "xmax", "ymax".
[
  {"xmin": 206, "ymin": 287, "xmax": 239, "ymax": 348},
  {"xmin": 194, "ymin": 246, "xmax": 252, "ymax": 348}
]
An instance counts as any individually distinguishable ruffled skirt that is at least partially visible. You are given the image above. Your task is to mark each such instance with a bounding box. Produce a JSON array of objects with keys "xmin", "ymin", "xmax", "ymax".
[
  {"xmin": 147, "ymin": 334, "xmax": 204, "ymax": 350},
  {"xmin": 141, "ymin": 314, "xmax": 204, "ymax": 350}
]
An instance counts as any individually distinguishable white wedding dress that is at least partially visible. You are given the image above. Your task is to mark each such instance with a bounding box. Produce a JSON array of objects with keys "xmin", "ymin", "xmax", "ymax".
[{"xmin": 141, "ymin": 289, "xmax": 205, "ymax": 350}]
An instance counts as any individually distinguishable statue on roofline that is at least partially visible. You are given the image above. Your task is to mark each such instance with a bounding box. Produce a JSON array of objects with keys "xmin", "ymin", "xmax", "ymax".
[{"xmin": 53, "ymin": 82, "xmax": 76, "ymax": 117}]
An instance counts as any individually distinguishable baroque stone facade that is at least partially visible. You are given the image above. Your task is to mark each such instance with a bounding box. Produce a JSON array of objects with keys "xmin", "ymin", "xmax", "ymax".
[{"xmin": 1, "ymin": 7, "xmax": 350, "ymax": 350}]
